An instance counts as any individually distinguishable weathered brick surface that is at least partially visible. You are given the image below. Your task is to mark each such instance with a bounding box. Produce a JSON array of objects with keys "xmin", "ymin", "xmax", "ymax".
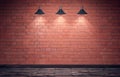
[{"xmin": 0, "ymin": 0, "xmax": 120, "ymax": 64}]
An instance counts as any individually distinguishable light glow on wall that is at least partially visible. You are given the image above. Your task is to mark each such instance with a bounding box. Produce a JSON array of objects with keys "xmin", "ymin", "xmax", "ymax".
[
  {"xmin": 55, "ymin": 16, "xmax": 66, "ymax": 24},
  {"xmin": 53, "ymin": 16, "xmax": 67, "ymax": 31},
  {"xmin": 27, "ymin": 16, "xmax": 47, "ymax": 39},
  {"xmin": 77, "ymin": 16, "xmax": 89, "ymax": 25},
  {"xmin": 75, "ymin": 16, "xmax": 91, "ymax": 32},
  {"xmin": 34, "ymin": 16, "xmax": 46, "ymax": 26}
]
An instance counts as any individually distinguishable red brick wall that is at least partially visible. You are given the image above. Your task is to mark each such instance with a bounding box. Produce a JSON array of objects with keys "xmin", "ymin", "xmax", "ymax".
[{"xmin": 0, "ymin": 0, "xmax": 120, "ymax": 64}]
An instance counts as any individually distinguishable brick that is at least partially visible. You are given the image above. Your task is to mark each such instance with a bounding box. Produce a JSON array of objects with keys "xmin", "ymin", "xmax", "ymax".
[{"xmin": 0, "ymin": 0, "xmax": 120, "ymax": 64}]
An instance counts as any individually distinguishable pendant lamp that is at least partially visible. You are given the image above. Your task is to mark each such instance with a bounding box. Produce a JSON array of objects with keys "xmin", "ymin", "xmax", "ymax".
[
  {"xmin": 77, "ymin": 0, "xmax": 88, "ymax": 14},
  {"xmin": 56, "ymin": 6, "xmax": 66, "ymax": 15},
  {"xmin": 35, "ymin": 7, "xmax": 45, "ymax": 15},
  {"xmin": 56, "ymin": 0, "xmax": 66, "ymax": 15}
]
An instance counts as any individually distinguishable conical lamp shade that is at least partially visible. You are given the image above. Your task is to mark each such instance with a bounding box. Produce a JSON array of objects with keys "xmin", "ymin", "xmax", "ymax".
[
  {"xmin": 77, "ymin": 9, "xmax": 87, "ymax": 14},
  {"xmin": 56, "ymin": 8, "xmax": 66, "ymax": 15},
  {"xmin": 35, "ymin": 9, "xmax": 45, "ymax": 14}
]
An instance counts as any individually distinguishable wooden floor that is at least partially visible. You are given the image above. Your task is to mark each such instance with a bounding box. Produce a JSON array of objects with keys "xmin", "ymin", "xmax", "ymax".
[{"xmin": 0, "ymin": 65, "xmax": 120, "ymax": 77}]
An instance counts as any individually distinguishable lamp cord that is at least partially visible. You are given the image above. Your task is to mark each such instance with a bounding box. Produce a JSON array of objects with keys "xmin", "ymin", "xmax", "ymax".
[
  {"xmin": 60, "ymin": 0, "xmax": 62, "ymax": 9},
  {"xmin": 39, "ymin": 6, "xmax": 41, "ymax": 9},
  {"xmin": 81, "ymin": 0, "xmax": 84, "ymax": 9},
  {"xmin": 39, "ymin": 0, "xmax": 42, "ymax": 9}
]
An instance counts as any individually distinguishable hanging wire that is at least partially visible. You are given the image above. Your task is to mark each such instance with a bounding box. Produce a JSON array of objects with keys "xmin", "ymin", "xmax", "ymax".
[
  {"xmin": 39, "ymin": 0, "xmax": 42, "ymax": 9},
  {"xmin": 60, "ymin": 0, "xmax": 62, "ymax": 9},
  {"xmin": 38, "ymin": 0, "xmax": 44, "ymax": 9},
  {"xmin": 81, "ymin": 0, "xmax": 84, "ymax": 9},
  {"xmin": 39, "ymin": 6, "xmax": 41, "ymax": 9}
]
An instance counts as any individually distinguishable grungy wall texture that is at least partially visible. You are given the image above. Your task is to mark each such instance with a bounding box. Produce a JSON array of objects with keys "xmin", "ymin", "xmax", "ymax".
[{"xmin": 0, "ymin": 0, "xmax": 120, "ymax": 64}]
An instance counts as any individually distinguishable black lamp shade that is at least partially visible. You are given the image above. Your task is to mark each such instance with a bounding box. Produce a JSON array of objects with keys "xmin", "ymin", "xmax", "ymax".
[
  {"xmin": 56, "ymin": 8, "xmax": 66, "ymax": 15},
  {"xmin": 77, "ymin": 9, "xmax": 87, "ymax": 14},
  {"xmin": 35, "ymin": 9, "xmax": 45, "ymax": 14}
]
